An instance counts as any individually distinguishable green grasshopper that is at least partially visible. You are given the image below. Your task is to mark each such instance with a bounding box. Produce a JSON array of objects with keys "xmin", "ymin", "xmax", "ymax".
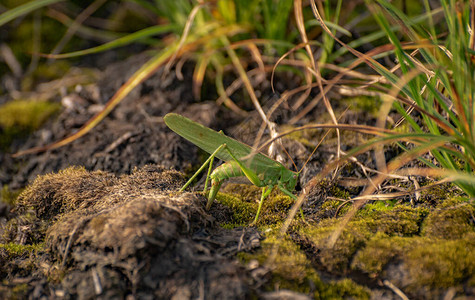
[{"xmin": 164, "ymin": 113, "xmax": 300, "ymax": 224}]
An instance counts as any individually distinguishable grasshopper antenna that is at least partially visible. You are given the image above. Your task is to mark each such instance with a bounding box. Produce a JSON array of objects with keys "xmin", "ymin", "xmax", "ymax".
[
  {"xmin": 298, "ymin": 105, "xmax": 351, "ymax": 174},
  {"xmin": 282, "ymin": 145, "xmax": 298, "ymax": 172},
  {"xmin": 298, "ymin": 129, "xmax": 328, "ymax": 173}
]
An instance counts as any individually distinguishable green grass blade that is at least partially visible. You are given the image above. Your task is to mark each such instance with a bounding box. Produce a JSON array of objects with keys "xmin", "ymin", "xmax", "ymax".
[
  {"xmin": 45, "ymin": 24, "xmax": 178, "ymax": 59},
  {"xmin": 0, "ymin": 0, "xmax": 64, "ymax": 27},
  {"xmin": 306, "ymin": 19, "xmax": 351, "ymax": 37}
]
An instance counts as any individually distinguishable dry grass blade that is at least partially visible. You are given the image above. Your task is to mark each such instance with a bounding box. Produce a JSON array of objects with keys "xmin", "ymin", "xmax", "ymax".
[
  {"xmin": 335, "ymin": 177, "xmax": 450, "ymax": 202},
  {"xmin": 294, "ymin": 0, "xmax": 316, "ymax": 71},
  {"xmin": 304, "ymin": 64, "xmax": 341, "ymax": 166},
  {"xmin": 0, "ymin": 44, "xmax": 22, "ymax": 77},
  {"xmin": 163, "ymin": 2, "xmax": 205, "ymax": 75},
  {"xmin": 192, "ymin": 53, "xmax": 211, "ymax": 100},
  {"xmin": 221, "ymin": 37, "xmax": 283, "ymax": 160},
  {"xmin": 247, "ymin": 43, "xmax": 265, "ymax": 73},
  {"xmin": 270, "ymin": 42, "xmax": 308, "ymax": 93},
  {"xmin": 213, "ymin": 60, "xmax": 248, "ymax": 117}
]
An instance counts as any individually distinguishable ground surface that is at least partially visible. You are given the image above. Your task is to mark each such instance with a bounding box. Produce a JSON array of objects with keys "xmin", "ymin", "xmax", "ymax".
[{"xmin": 1, "ymin": 52, "xmax": 474, "ymax": 299}]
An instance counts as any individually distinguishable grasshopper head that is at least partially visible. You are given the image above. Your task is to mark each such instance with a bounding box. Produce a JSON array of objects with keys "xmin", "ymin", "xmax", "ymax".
[{"xmin": 281, "ymin": 170, "xmax": 299, "ymax": 191}]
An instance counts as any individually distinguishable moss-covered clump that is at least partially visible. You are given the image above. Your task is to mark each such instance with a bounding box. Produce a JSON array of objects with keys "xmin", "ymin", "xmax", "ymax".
[
  {"xmin": 238, "ymin": 227, "xmax": 370, "ymax": 299},
  {"xmin": 406, "ymin": 235, "xmax": 475, "ymax": 288},
  {"xmin": 195, "ymin": 178, "xmax": 475, "ymax": 298},
  {"xmin": 421, "ymin": 201, "xmax": 475, "ymax": 239},
  {"xmin": 352, "ymin": 233, "xmax": 475, "ymax": 296},
  {"xmin": 302, "ymin": 219, "xmax": 371, "ymax": 273},
  {"xmin": 347, "ymin": 199, "xmax": 475, "ymax": 297},
  {"xmin": 2, "ymin": 167, "xmax": 117, "ymax": 244},
  {"xmin": 355, "ymin": 204, "xmax": 429, "ymax": 236},
  {"xmin": 0, "ymin": 99, "xmax": 61, "ymax": 149},
  {"xmin": 300, "ymin": 203, "xmax": 428, "ymax": 273},
  {"xmin": 351, "ymin": 233, "xmax": 414, "ymax": 276}
]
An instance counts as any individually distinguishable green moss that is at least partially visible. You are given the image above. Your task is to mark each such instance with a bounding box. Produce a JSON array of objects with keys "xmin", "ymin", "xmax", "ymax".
[
  {"xmin": 436, "ymin": 197, "xmax": 470, "ymax": 209},
  {"xmin": 419, "ymin": 182, "xmax": 461, "ymax": 205},
  {"xmin": 352, "ymin": 232, "xmax": 475, "ymax": 290},
  {"xmin": 0, "ymin": 99, "xmax": 61, "ymax": 149},
  {"xmin": 11, "ymin": 283, "xmax": 30, "ymax": 294},
  {"xmin": 355, "ymin": 204, "xmax": 428, "ymax": 236},
  {"xmin": 279, "ymin": 125, "xmax": 316, "ymax": 148},
  {"xmin": 301, "ymin": 204, "xmax": 428, "ymax": 273},
  {"xmin": 0, "ymin": 242, "xmax": 44, "ymax": 258},
  {"xmin": 320, "ymin": 278, "xmax": 370, "ymax": 300},
  {"xmin": 352, "ymin": 233, "xmax": 417, "ymax": 275},
  {"xmin": 264, "ymin": 234, "xmax": 311, "ymax": 285},
  {"xmin": 343, "ymin": 95, "xmax": 381, "ymax": 116},
  {"xmin": 221, "ymin": 183, "xmax": 262, "ymax": 204},
  {"xmin": 0, "ymin": 99, "xmax": 60, "ymax": 129},
  {"xmin": 218, "ymin": 184, "xmax": 295, "ymax": 226},
  {"xmin": 215, "ymin": 188, "xmax": 257, "ymax": 226},
  {"xmin": 421, "ymin": 202, "xmax": 475, "ymax": 239},
  {"xmin": 406, "ymin": 235, "xmax": 475, "ymax": 288},
  {"xmin": 319, "ymin": 199, "xmax": 342, "ymax": 211},
  {"xmin": 302, "ymin": 220, "xmax": 371, "ymax": 273},
  {"xmin": 392, "ymin": 119, "xmax": 413, "ymax": 134},
  {"xmin": 1, "ymin": 185, "xmax": 22, "ymax": 206},
  {"xmin": 328, "ymin": 182, "xmax": 350, "ymax": 200},
  {"xmin": 362, "ymin": 201, "xmax": 397, "ymax": 212}
]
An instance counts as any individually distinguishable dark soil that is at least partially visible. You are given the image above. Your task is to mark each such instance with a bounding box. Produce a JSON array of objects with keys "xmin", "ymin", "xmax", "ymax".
[{"xmin": 1, "ymin": 52, "xmax": 474, "ymax": 299}]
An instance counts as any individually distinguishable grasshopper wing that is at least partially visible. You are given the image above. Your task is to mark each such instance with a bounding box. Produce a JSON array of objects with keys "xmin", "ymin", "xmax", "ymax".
[{"xmin": 164, "ymin": 113, "xmax": 282, "ymax": 171}]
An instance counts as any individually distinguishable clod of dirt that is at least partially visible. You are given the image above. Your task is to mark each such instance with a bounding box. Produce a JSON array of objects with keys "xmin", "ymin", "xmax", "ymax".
[{"xmin": 1, "ymin": 165, "xmax": 263, "ymax": 299}]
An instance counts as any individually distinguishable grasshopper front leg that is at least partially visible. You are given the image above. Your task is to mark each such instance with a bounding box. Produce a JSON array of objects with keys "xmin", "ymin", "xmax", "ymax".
[{"xmin": 278, "ymin": 183, "xmax": 306, "ymax": 223}]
